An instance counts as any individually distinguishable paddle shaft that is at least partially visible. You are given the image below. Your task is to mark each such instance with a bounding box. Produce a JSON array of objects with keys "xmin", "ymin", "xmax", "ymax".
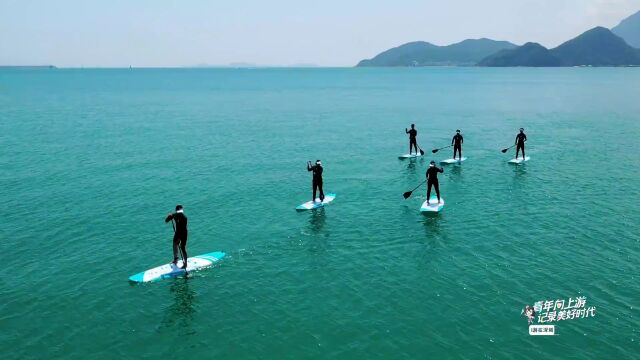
[
  {"xmin": 502, "ymin": 144, "xmax": 516, "ymax": 152},
  {"xmin": 432, "ymin": 144, "xmax": 452, "ymax": 153},
  {"xmin": 408, "ymin": 180, "xmax": 426, "ymax": 194}
]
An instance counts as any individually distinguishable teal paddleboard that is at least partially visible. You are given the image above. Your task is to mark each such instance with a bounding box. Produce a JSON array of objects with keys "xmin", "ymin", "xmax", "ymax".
[
  {"xmin": 509, "ymin": 156, "xmax": 530, "ymax": 164},
  {"xmin": 296, "ymin": 193, "xmax": 336, "ymax": 210},
  {"xmin": 129, "ymin": 251, "xmax": 225, "ymax": 283},
  {"xmin": 440, "ymin": 157, "xmax": 467, "ymax": 164},
  {"xmin": 420, "ymin": 195, "xmax": 445, "ymax": 213}
]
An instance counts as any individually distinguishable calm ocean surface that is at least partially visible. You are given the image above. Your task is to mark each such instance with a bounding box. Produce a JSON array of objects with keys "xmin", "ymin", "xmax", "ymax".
[{"xmin": 1, "ymin": 67, "xmax": 639, "ymax": 359}]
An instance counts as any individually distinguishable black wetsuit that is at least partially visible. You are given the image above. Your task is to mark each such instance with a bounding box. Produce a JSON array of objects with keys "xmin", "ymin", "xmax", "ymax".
[
  {"xmin": 452, "ymin": 133, "xmax": 463, "ymax": 159},
  {"xmin": 426, "ymin": 165, "xmax": 444, "ymax": 202},
  {"xmin": 165, "ymin": 212, "xmax": 188, "ymax": 266},
  {"xmin": 406, "ymin": 128, "xmax": 418, "ymax": 154},
  {"xmin": 307, "ymin": 163, "xmax": 324, "ymax": 202},
  {"xmin": 515, "ymin": 132, "xmax": 527, "ymax": 159}
]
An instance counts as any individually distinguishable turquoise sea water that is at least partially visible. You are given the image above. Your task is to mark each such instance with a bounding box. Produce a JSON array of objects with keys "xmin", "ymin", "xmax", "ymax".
[{"xmin": 1, "ymin": 67, "xmax": 639, "ymax": 359}]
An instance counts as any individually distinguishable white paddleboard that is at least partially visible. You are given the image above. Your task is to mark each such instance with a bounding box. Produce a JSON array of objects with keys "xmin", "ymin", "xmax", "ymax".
[
  {"xmin": 129, "ymin": 251, "xmax": 225, "ymax": 283},
  {"xmin": 440, "ymin": 157, "xmax": 467, "ymax": 164},
  {"xmin": 398, "ymin": 152, "xmax": 424, "ymax": 159},
  {"xmin": 420, "ymin": 195, "xmax": 445, "ymax": 213},
  {"xmin": 296, "ymin": 193, "xmax": 336, "ymax": 211},
  {"xmin": 508, "ymin": 156, "xmax": 530, "ymax": 164}
]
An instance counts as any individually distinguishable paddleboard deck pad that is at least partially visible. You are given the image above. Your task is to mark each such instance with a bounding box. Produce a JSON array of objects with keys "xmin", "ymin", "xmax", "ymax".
[
  {"xmin": 508, "ymin": 156, "xmax": 530, "ymax": 164},
  {"xmin": 440, "ymin": 157, "xmax": 467, "ymax": 164},
  {"xmin": 420, "ymin": 196, "xmax": 445, "ymax": 213},
  {"xmin": 129, "ymin": 251, "xmax": 225, "ymax": 283},
  {"xmin": 296, "ymin": 193, "xmax": 336, "ymax": 210},
  {"xmin": 398, "ymin": 153, "xmax": 424, "ymax": 159}
]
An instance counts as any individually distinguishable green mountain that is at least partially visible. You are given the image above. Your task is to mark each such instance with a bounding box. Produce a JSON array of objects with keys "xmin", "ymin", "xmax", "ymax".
[
  {"xmin": 356, "ymin": 38, "xmax": 517, "ymax": 66},
  {"xmin": 479, "ymin": 27, "xmax": 640, "ymax": 67},
  {"xmin": 477, "ymin": 42, "xmax": 561, "ymax": 67},
  {"xmin": 551, "ymin": 27, "xmax": 640, "ymax": 66},
  {"xmin": 612, "ymin": 10, "xmax": 640, "ymax": 48}
]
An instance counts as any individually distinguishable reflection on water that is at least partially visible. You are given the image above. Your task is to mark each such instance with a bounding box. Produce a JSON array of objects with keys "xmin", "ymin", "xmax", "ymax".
[
  {"xmin": 443, "ymin": 164, "xmax": 462, "ymax": 181},
  {"xmin": 416, "ymin": 213, "xmax": 445, "ymax": 267},
  {"xmin": 403, "ymin": 157, "xmax": 426, "ymax": 174},
  {"xmin": 511, "ymin": 163, "xmax": 529, "ymax": 212},
  {"xmin": 307, "ymin": 207, "xmax": 327, "ymax": 235},
  {"xmin": 301, "ymin": 208, "xmax": 329, "ymax": 256},
  {"xmin": 512, "ymin": 163, "xmax": 528, "ymax": 182},
  {"xmin": 158, "ymin": 278, "xmax": 196, "ymax": 335},
  {"xmin": 422, "ymin": 212, "xmax": 443, "ymax": 237},
  {"xmin": 404, "ymin": 158, "xmax": 417, "ymax": 173}
]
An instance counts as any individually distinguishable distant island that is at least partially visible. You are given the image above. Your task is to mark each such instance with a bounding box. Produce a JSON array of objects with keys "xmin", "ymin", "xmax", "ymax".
[
  {"xmin": 356, "ymin": 39, "xmax": 517, "ymax": 66},
  {"xmin": 0, "ymin": 65, "xmax": 56, "ymax": 69},
  {"xmin": 478, "ymin": 27, "xmax": 640, "ymax": 67},
  {"xmin": 190, "ymin": 63, "xmax": 319, "ymax": 68},
  {"xmin": 357, "ymin": 10, "xmax": 640, "ymax": 67}
]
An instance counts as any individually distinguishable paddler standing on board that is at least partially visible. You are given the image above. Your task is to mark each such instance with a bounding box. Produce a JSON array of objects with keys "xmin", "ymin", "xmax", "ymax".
[
  {"xmin": 307, "ymin": 160, "xmax": 324, "ymax": 203},
  {"xmin": 426, "ymin": 161, "xmax": 444, "ymax": 205},
  {"xmin": 515, "ymin": 128, "xmax": 527, "ymax": 160},
  {"xmin": 405, "ymin": 124, "xmax": 418, "ymax": 155},
  {"xmin": 165, "ymin": 205, "xmax": 188, "ymax": 269},
  {"xmin": 452, "ymin": 129, "xmax": 463, "ymax": 160}
]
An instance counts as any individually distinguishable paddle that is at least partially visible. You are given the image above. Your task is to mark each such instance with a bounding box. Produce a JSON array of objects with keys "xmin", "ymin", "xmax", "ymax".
[
  {"xmin": 418, "ymin": 146, "xmax": 425, "ymax": 156},
  {"xmin": 501, "ymin": 144, "xmax": 515, "ymax": 153},
  {"xmin": 403, "ymin": 180, "xmax": 426, "ymax": 199},
  {"xmin": 432, "ymin": 144, "xmax": 452, "ymax": 154}
]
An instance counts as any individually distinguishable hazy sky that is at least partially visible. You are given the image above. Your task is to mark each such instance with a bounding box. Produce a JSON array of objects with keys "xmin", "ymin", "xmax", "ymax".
[{"xmin": 0, "ymin": 0, "xmax": 638, "ymax": 67}]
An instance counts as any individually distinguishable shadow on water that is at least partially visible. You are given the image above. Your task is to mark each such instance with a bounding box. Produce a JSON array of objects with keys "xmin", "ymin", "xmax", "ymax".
[{"xmin": 158, "ymin": 278, "xmax": 196, "ymax": 335}]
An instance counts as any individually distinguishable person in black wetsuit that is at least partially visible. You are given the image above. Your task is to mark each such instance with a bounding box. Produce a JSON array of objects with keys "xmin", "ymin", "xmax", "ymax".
[
  {"xmin": 165, "ymin": 205, "xmax": 188, "ymax": 269},
  {"xmin": 405, "ymin": 124, "xmax": 418, "ymax": 155},
  {"xmin": 515, "ymin": 128, "xmax": 527, "ymax": 160},
  {"xmin": 307, "ymin": 160, "xmax": 324, "ymax": 202},
  {"xmin": 452, "ymin": 129, "xmax": 463, "ymax": 160},
  {"xmin": 426, "ymin": 160, "xmax": 444, "ymax": 205}
]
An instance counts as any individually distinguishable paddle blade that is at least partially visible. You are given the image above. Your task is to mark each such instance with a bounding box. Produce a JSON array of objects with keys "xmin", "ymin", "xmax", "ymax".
[
  {"xmin": 403, "ymin": 191, "xmax": 413, "ymax": 199},
  {"xmin": 420, "ymin": 149, "xmax": 425, "ymax": 156},
  {"xmin": 431, "ymin": 149, "xmax": 438, "ymax": 153},
  {"xmin": 501, "ymin": 148, "xmax": 508, "ymax": 153}
]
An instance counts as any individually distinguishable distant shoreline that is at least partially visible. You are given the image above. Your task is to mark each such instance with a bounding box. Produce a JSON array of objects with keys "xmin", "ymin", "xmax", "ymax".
[
  {"xmin": 1, "ymin": 65, "xmax": 639, "ymax": 70},
  {"xmin": 0, "ymin": 65, "xmax": 56, "ymax": 69}
]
